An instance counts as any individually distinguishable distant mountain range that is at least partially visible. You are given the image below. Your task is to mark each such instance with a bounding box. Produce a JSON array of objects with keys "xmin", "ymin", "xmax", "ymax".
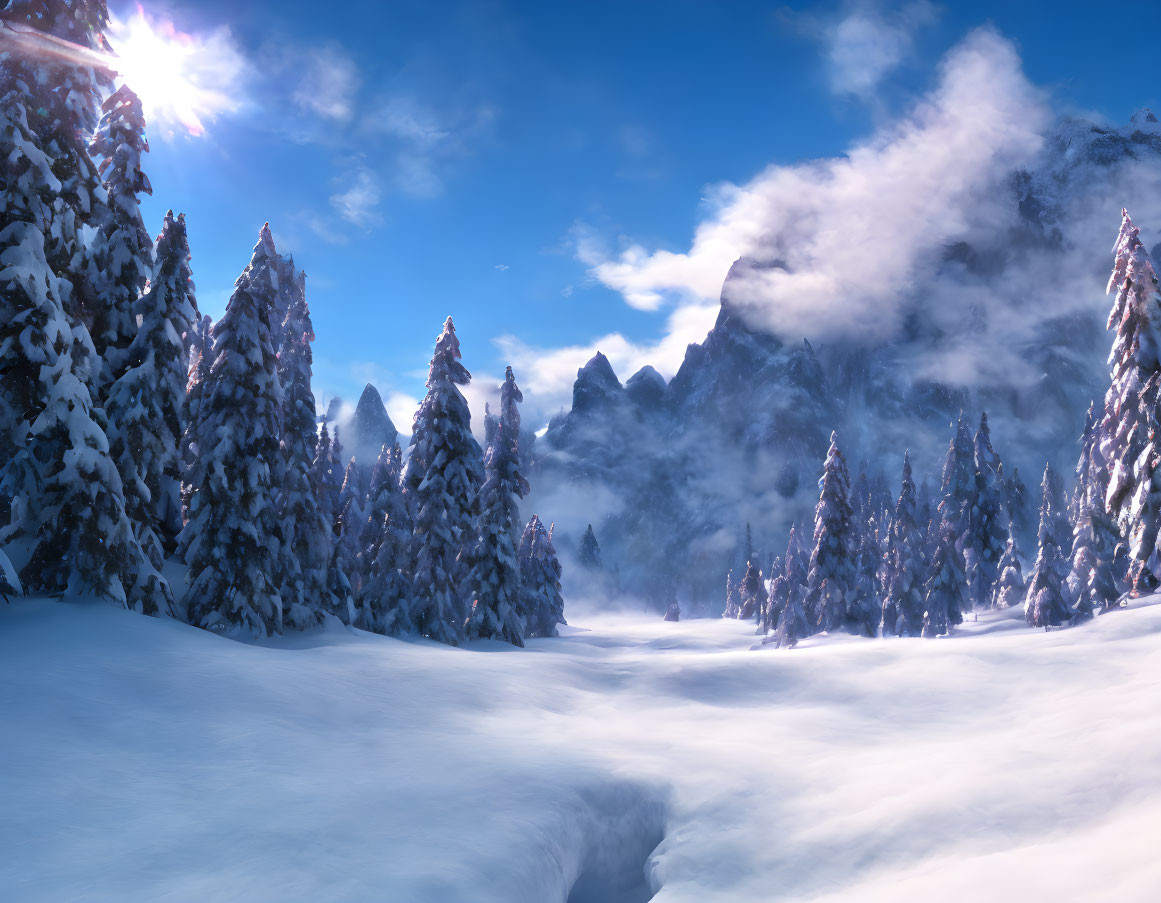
[{"xmin": 529, "ymin": 110, "xmax": 1161, "ymax": 609}]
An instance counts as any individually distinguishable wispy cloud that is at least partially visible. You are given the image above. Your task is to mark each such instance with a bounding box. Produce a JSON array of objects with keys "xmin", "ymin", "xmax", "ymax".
[
  {"xmin": 329, "ymin": 162, "xmax": 383, "ymax": 229},
  {"xmin": 789, "ymin": 0, "xmax": 938, "ymax": 101},
  {"xmin": 292, "ymin": 44, "xmax": 361, "ymax": 123},
  {"xmin": 508, "ymin": 28, "xmax": 1053, "ymax": 419}
]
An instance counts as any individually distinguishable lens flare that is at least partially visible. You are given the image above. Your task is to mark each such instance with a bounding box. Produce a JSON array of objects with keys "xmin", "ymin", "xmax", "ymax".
[{"xmin": 106, "ymin": 6, "xmax": 247, "ymax": 139}]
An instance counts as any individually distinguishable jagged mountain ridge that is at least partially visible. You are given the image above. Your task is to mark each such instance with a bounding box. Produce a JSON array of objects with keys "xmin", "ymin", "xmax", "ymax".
[{"xmin": 531, "ymin": 110, "xmax": 1161, "ymax": 609}]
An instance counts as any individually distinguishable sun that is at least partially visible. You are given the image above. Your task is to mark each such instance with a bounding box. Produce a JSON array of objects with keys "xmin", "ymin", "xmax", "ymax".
[{"xmin": 105, "ymin": 7, "xmax": 245, "ymax": 138}]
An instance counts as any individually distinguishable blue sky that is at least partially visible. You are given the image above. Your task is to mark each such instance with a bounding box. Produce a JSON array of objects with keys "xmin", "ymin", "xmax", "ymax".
[{"xmin": 112, "ymin": 0, "xmax": 1161, "ymax": 431}]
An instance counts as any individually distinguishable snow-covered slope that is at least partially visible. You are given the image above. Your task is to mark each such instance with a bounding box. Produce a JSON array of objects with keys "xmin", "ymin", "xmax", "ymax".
[{"xmin": 3, "ymin": 599, "xmax": 1160, "ymax": 902}]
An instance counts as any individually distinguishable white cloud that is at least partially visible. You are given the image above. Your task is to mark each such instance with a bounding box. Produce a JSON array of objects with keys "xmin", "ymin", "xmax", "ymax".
[
  {"xmin": 583, "ymin": 28, "xmax": 1048, "ymax": 342},
  {"xmin": 292, "ymin": 45, "xmax": 361, "ymax": 122},
  {"xmin": 822, "ymin": 1, "xmax": 937, "ymax": 100},
  {"xmin": 329, "ymin": 163, "xmax": 383, "ymax": 229},
  {"xmin": 508, "ymin": 28, "xmax": 1061, "ymax": 421}
]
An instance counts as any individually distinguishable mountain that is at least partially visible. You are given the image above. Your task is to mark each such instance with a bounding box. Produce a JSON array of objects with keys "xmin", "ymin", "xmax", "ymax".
[
  {"xmin": 350, "ymin": 383, "xmax": 398, "ymax": 473},
  {"xmin": 530, "ymin": 110, "xmax": 1161, "ymax": 610}
]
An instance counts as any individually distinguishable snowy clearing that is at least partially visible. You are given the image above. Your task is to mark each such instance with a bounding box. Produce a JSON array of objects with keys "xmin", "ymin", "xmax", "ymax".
[{"xmin": 2, "ymin": 599, "xmax": 1160, "ymax": 902}]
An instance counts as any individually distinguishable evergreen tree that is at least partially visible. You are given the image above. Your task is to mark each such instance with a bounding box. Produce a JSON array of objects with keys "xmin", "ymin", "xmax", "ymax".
[
  {"xmin": 883, "ymin": 451, "xmax": 927, "ymax": 636},
  {"xmin": 1024, "ymin": 465, "xmax": 1073, "ymax": 629},
  {"xmin": 0, "ymin": 62, "xmax": 150, "ymax": 610},
  {"xmin": 992, "ymin": 528, "xmax": 1025, "ymax": 609},
  {"xmin": 402, "ymin": 317, "xmax": 483, "ymax": 644},
  {"xmin": 771, "ymin": 575, "xmax": 809, "ymax": 649},
  {"xmin": 182, "ymin": 226, "xmax": 284, "ymax": 636},
  {"xmin": 0, "ymin": 546, "xmax": 20, "ymax": 601},
  {"xmin": 86, "ymin": 84, "xmax": 152, "ymax": 391},
  {"xmin": 334, "ymin": 456, "xmax": 367, "ymax": 595},
  {"xmin": 1069, "ymin": 405, "xmax": 1121, "ymax": 616},
  {"xmin": 848, "ymin": 515, "xmax": 881, "ymax": 637},
  {"xmin": 737, "ymin": 560, "xmax": 763, "ymax": 621},
  {"xmin": 579, "ymin": 524, "xmax": 603, "ymax": 569},
  {"xmin": 1004, "ymin": 466, "xmax": 1032, "ymax": 548},
  {"xmin": 466, "ymin": 368, "xmax": 530, "ymax": 645},
  {"xmin": 963, "ymin": 412, "xmax": 1009, "ymax": 610},
  {"xmin": 104, "ymin": 209, "xmax": 198, "ymax": 577},
  {"xmin": 805, "ymin": 431, "xmax": 857, "ymax": 628},
  {"xmin": 327, "ymin": 495, "xmax": 358, "ymax": 625},
  {"xmin": 1099, "ymin": 210, "xmax": 1161, "ymax": 595},
  {"xmin": 357, "ymin": 443, "xmax": 412, "ymax": 634},
  {"xmin": 178, "ymin": 313, "xmax": 211, "ymax": 529},
  {"xmin": 273, "ymin": 272, "xmax": 327, "ymax": 631},
  {"xmin": 938, "ymin": 412, "xmax": 975, "ymax": 532},
  {"xmin": 520, "ymin": 516, "xmax": 566, "ymax": 638},
  {"xmin": 312, "ymin": 420, "xmax": 338, "ymax": 529},
  {"xmin": 759, "ymin": 554, "xmax": 782, "ymax": 634},
  {"xmin": 766, "ymin": 525, "xmax": 807, "ymax": 633},
  {"xmin": 922, "ymin": 523, "xmax": 969, "ymax": 637},
  {"xmin": 723, "ymin": 569, "xmax": 740, "ymax": 618}
]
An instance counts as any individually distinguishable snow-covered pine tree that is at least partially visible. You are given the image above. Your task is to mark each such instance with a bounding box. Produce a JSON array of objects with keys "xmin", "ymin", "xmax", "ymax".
[
  {"xmin": 182, "ymin": 225, "xmax": 284, "ymax": 636},
  {"xmin": 1024, "ymin": 464, "xmax": 1073, "ymax": 629},
  {"xmin": 312, "ymin": 420, "xmax": 338, "ymax": 528},
  {"xmin": 723, "ymin": 569, "xmax": 740, "ymax": 618},
  {"xmin": 0, "ymin": 57, "xmax": 150, "ymax": 611},
  {"xmin": 579, "ymin": 524, "xmax": 603, "ymax": 569},
  {"xmin": 759, "ymin": 554, "xmax": 782, "ymax": 634},
  {"xmin": 86, "ymin": 84, "xmax": 152, "ymax": 392},
  {"xmin": 992, "ymin": 528, "xmax": 1025, "ymax": 608},
  {"xmin": 0, "ymin": 546, "xmax": 20, "ymax": 601},
  {"xmin": 772, "ymin": 576, "xmax": 809, "ymax": 649},
  {"xmin": 1069, "ymin": 404, "xmax": 1121, "ymax": 617},
  {"xmin": 402, "ymin": 317, "xmax": 483, "ymax": 644},
  {"xmin": 327, "ymin": 494, "xmax": 358, "ymax": 625},
  {"xmin": 521, "ymin": 517, "xmax": 566, "ymax": 638},
  {"xmin": 963, "ymin": 412, "xmax": 1009, "ymax": 610},
  {"xmin": 1099, "ymin": 210, "xmax": 1161, "ymax": 595},
  {"xmin": 272, "ymin": 274, "xmax": 327, "ymax": 631},
  {"xmin": 882, "ymin": 451, "xmax": 927, "ymax": 636},
  {"xmin": 938, "ymin": 412, "xmax": 975, "ymax": 532},
  {"xmin": 738, "ymin": 560, "xmax": 763, "ymax": 621},
  {"xmin": 805, "ymin": 432, "xmax": 857, "ymax": 630},
  {"xmin": 766, "ymin": 525, "xmax": 807, "ymax": 632},
  {"xmin": 178, "ymin": 313, "xmax": 212, "ymax": 529},
  {"xmin": 357, "ymin": 443, "xmax": 412, "ymax": 634},
  {"xmin": 104, "ymin": 209, "xmax": 199, "ymax": 581},
  {"xmin": 848, "ymin": 514, "xmax": 881, "ymax": 637},
  {"xmin": 1004, "ymin": 466, "xmax": 1032, "ymax": 549},
  {"xmin": 466, "ymin": 421, "xmax": 529, "ymax": 645},
  {"xmin": 334, "ymin": 457, "xmax": 367, "ymax": 595},
  {"xmin": 466, "ymin": 367, "xmax": 531, "ymax": 645},
  {"xmin": 922, "ymin": 522, "xmax": 968, "ymax": 638}
]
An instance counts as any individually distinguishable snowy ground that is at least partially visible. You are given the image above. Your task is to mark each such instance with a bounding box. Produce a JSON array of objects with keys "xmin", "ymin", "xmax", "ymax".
[{"xmin": 2, "ymin": 597, "xmax": 1160, "ymax": 902}]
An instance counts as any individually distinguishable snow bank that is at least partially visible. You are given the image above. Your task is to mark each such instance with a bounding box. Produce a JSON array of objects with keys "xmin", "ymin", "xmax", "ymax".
[{"xmin": 2, "ymin": 599, "xmax": 1160, "ymax": 901}]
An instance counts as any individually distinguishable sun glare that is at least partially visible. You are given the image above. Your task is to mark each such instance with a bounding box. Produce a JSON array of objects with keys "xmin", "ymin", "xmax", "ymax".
[{"xmin": 106, "ymin": 7, "xmax": 245, "ymax": 138}]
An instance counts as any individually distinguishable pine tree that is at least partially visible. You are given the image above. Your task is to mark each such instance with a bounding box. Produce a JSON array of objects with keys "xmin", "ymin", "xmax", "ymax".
[
  {"xmin": 723, "ymin": 569, "xmax": 740, "ymax": 618},
  {"xmin": 182, "ymin": 226, "xmax": 284, "ymax": 636},
  {"xmin": 86, "ymin": 84, "xmax": 152, "ymax": 392},
  {"xmin": 520, "ymin": 516, "xmax": 566, "ymax": 638},
  {"xmin": 963, "ymin": 412, "xmax": 1009, "ymax": 610},
  {"xmin": 579, "ymin": 524, "xmax": 603, "ymax": 569},
  {"xmin": 848, "ymin": 514, "xmax": 881, "ymax": 637},
  {"xmin": 1004, "ymin": 466, "xmax": 1032, "ymax": 548},
  {"xmin": 334, "ymin": 457, "xmax": 367, "ymax": 596},
  {"xmin": 992, "ymin": 528, "xmax": 1025, "ymax": 609},
  {"xmin": 759, "ymin": 554, "xmax": 782, "ymax": 634},
  {"xmin": 1024, "ymin": 465, "xmax": 1073, "ymax": 629},
  {"xmin": 0, "ymin": 58, "xmax": 150, "ymax": 610},
  {"xmin": 357, "ymin": 443, "xmax": 412, "ymax": 634},
  {"xmin": 104, "ymin": 209, "xmax": 198, "ymax": 579},
  {"xmin": 466, "ymin": 368, "xmax": 530, "ymax": 645},
  {"xmin": 805, "ymin": 431, "xmax": 857, "ymax": 629},
  {"xmin": 327, "ymin": 495, "xmax": 358, "ymax": 625},
  {"xmin": 273, "ymin": 271, "xmax": 327, "ymax": 631},
  {"xmin": 178, "ymin": 313, "xmax": 211, "ymax": 529},
  {"xmin": 402, "ymin": 317, "xmax": 483, "ymax": 644},
  {"xmin": 312, "ymin": 420, "xmax": 338, "ymax": 528},
  {"xmin": 1069, "ymin": 405, "xmax": 1121, "ymax": 617},
  {"xmin": 1099, "ymin": 209, "xmax": 1161, "ymax": 595},
  {"xmin": 0, "ymin": 546, "xmax": 20, "ymax": 601},
  {"xmin": 737, "ymin": 560, "xmax": 763, "ymax": 621},
  {"xmin": 883, "ymin": 451, "xmax": 927, "ymax": 636},
  {"xmin": 922, "ymin": 523, "xmax": 969, "ymax": 637},
  {"xmin": 938, "ymin": 412, "xmax": 975, "ymax": 532},
  {"xmin": 771, "ymin": 576, "xmax": 809, "ymax": 649},
  {"xmin": 766, "ymin": 525, "xmax": 807, "ymax": 633}
]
